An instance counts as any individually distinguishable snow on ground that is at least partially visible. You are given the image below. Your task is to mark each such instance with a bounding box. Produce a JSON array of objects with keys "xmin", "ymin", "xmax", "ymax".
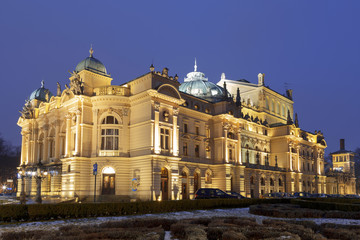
[{"xmin": 1, "ymin": 207, "xmax": 360, "ymax": 236}]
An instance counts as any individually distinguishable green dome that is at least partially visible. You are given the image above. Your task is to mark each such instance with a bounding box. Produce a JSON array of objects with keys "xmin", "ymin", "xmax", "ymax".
[
  {"xmin": 75, "ymin": 48, "xmax": 108, "ymax": 75},
  {"xmin": 29, "ymin": 81, "xmax": 53, "ymax": 102},
  {"xmin": 179, "ymin": 60, "xmax": 230, "ymax": 103}
]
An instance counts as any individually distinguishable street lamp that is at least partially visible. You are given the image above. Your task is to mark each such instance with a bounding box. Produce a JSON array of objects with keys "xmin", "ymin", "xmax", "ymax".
[
  {"xmin": 19, "ymin": 164, "xmax": 27, "ymax": 204},
  {"xmin": 35, "ymin": 162, "xmax": 47, "ymax": 204},
  {"xmin": 314, "ymin": 175, "xmax": 319, "ymax": 194}
]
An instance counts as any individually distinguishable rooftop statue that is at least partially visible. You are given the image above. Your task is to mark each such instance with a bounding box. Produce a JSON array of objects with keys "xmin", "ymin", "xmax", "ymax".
[{"xmin": 19, "ymin": 99, "xmax": 34, "ymax": 119}]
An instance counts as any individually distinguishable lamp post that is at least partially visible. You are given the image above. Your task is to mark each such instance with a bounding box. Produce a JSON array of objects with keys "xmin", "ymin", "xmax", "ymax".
[
  {"xmin": 19, "ymin": 164, "xmax": 27, "ymax": 204},
  {"xmin": 35, "ymin": 162, "xmax": 47, "ymax": 204},
  {"xmin": 314, "ymin": 175, "xmax": 319, "ymax": 194}
]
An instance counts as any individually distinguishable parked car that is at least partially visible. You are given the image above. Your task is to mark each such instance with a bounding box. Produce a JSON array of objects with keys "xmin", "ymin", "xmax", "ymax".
[
  {"xmin": 292, "ymin": 192, "xmax": 311, "ymax": 198},
  {"xmin": 226, "ymin": 191, "xmax": 248, "ymax": 199},
  {"xmin": 195, "ymin": 188, "xmax": 238, "ymax": 199},
  {"xmin": 309, "ymin": 193, "xmax": 327, "ymax": 198},
  {"xmin": 261, "ymin": 192, "xmax": 291, "ymax": 199},
  {"xmin": 344, "ymin": 194, "xmax": 360, "ymax": 199}
]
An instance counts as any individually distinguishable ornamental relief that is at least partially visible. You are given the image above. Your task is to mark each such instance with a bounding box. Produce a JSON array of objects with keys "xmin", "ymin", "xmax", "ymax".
[{"xmin": 97, "ymin": 107, "xmax": 125, "ymax": 123}]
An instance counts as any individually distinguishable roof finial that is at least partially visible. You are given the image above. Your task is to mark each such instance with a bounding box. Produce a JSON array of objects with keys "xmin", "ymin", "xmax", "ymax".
[
  {"xmin": 194, "ymin": 58, "xmax": 197, "ymax": 72},
  {"xmin": 41, "ymin": 80, "xmax": 45, "ymax": 88},
  {"xmin": 89, "ymin": 44, "xmax": 94, "ymax": 57}
]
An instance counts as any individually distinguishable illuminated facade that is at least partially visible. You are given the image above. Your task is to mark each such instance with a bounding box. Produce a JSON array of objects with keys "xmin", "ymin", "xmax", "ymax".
[
  {"xmin": 17, "ymin": 49, "xmax": 328, "ymax": 201},
  {"xmin": 326, "ymin": 139, "xmax": 356, "ymax": 195}
]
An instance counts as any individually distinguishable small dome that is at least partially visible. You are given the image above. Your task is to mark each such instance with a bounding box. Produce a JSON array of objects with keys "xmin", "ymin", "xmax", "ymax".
[
  {"xmin": 179, "ymin": 59, "xmax": 230, "ymax": 102},
  {"xmin": 29, "ymin": 80, "xmax": 53, "ymax": 102},
  {"xmin": 75, "ymin": 47, "xmax": 108, "ymax": 75}
]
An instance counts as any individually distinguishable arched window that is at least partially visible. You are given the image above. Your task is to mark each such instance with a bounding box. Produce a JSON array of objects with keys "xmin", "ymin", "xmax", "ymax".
[
  {"xmin": 102, "ymin": 116, "xmax": 119, "ymax": 124},
  {"xmin": 256, "ymin": 153, "xmax": 260, "ymax": 164},
  {"xmin": 279, "ymin": 178, "xmax": 283, "ymax": 186},
  {"xmin": 270, "ymin": 178, "xmax": 274, "ymax": 186},
  {"xmin": 250, "ymin": 176, "xmax": 254, "ymax": 185},
  {"xmin": 100, "ymin": 116, "xmax": 119, "ymax": 151},
  {"xmin": 260, "ymin": 177, "xmax": 265, "ymax": 186}
]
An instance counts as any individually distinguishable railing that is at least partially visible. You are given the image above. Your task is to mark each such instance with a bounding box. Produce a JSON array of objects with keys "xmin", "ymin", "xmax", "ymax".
[
  {"xmin": 93, "ymin": 86, "xmax": 129, "ymax": 96},
  {"xmin": 244, "ymin": 162, "xmax": 287, "ymax": 172}
]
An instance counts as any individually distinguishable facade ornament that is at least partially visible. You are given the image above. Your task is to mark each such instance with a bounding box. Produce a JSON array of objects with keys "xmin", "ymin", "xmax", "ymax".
[
  {"xmin": 173, "ymin": 107, "xmax": 179, "ymax": 116},
  {"xmin": 56, "ymin": 82, "xmax": 62, "ymax": 97},
  {"xmin": 150, "ymin": 64, "xmax": 155, "ymax": 72},
  {"xmin": 64, "ymin": 84, "xmax": 71, "ymax": 95},
  {"xmin": 258, "ymin": 73, "xmax": 265, "ymax": 86},
  {"xmin": 295, "ymin": 113, "xmax": 299, "ymax": 128},
  {"xmin": 174, "ymin": 74, "xmax": 179, "ymax": 81},
  {"xmin": 19, "ymin": 100, "xmax": 34, "ymax": 119},
  {"xmin": 69, "ymin": 71, "xmax": 84, "ymax": 95},
  {"xmin": 123, "ymin": 108, "xmax": 129, "ymax": 116},
  {"xmin": 162, "ymin": 68, "xmax": 169, "ymax": 77},
  {"xmin": 194, "ymin": 58, "xmax": 197, "ymax": 72},
  {"xmin": 287, "ymin": 110, "xmax": 293, "ymax": 125},
  {"xmin": 154, "ymin": 102, "xmax": 160, "ymax": 111},
  {"xmin": 75, "ymin": 109, "xmax": 82, "ymax": 115},
  {"xmin": 221, "ymin": 72, "xmax": 225, "ymax": 80},
  {"xmin": 223, "ymin": 122, "xmax": 230, "ymax": 130},
  {"xmin": 163, "ymin": 111, "xmax": 169, "ymax": 122}
]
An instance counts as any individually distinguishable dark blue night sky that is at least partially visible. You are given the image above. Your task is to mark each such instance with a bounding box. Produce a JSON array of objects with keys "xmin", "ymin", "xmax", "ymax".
[{"xmin": 0, "ymin": 1, "xmax": 359, "ymax": 154}]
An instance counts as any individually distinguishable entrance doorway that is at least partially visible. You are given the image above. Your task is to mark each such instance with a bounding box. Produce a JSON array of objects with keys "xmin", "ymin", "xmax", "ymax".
[
  {"xmin": 161, "ymin": 167, "xmax": 169, "ymax": 200},
  {"xmin": 102, "ymin": 167, "xmax": 115, "ymax": 195},
  {"xmin": 181, "ymin": 171, "xmax": 188, "ymax": 199}
]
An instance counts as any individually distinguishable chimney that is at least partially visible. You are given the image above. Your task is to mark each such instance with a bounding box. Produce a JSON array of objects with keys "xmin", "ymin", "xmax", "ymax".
[{"xmin": 340, "ymin": 139, "xmax": 345, "ymax": 150}]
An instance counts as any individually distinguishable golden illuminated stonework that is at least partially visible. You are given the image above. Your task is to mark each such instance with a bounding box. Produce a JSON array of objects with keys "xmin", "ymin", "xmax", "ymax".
[{"xmin": 17, "ymin": 49, "xmax": 334, "ymax": 202}]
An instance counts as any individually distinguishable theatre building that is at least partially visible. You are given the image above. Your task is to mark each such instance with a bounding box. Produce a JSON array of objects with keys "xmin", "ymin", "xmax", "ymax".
[{"xmin": 17, "ymin": 48, "xmax": 328, "ymax": 201}]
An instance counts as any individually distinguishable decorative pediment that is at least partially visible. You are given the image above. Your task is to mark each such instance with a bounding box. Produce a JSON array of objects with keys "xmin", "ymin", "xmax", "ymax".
[{"xmin": 157, "ymin": 84, "xmax": 181, "ymax": 99}]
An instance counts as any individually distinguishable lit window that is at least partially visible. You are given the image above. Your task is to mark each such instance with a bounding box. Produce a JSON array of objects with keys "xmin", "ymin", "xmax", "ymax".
[
  {"xmin": 100, "ymin": 116, "xmax": 119, "ymax": 151},
  {"xmin": 102, "ymin": 116, "xmax": 119, "ymax": 124},
  {"xmin": 183, "ymin": 142, "xmax": 188, "ymax": 156},
  {"xmin": 101, "ymin": 129, "xmax": 119, "ymax": 150},
  {"xmin": 160, "ymin": 128, "xmax": 170, "ymax": 150},
  {"xmin": 195, "ymin": 145, "xmax": 200, "ymax": 157}
]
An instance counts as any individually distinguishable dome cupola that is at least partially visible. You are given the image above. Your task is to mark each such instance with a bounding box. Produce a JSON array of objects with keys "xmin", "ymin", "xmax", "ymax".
[
  {"xmin": 75, "ymin": 47, "xmax": 108, "ymax": 76},
  {"xmin": 179, "ymin": 59, "xmax": 230, "ymax": 102},
  {"xmin": 29, "ymin": 80, "xmax": 53, "ymax": 102}
]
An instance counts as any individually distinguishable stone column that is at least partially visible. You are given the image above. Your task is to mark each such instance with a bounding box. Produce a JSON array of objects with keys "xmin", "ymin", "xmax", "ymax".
[
  {"xmin": 54, "ymin": 120, "xmax": 60, "ymax": 159},
  {"xmin": 154, "ymin": 102, "xmax": 161, "ymax": 154},
  {"xmin": 237, "ymin": 130, "xmax": 242, "ymax": 164},
  {"xmin": 172, "ymin": 108, "xmax": 179, "ymax": 156},
  {"xmin": 20, "ymin": 132, "xmax": 26, "ymax": 165},
  {"xmin": 91, "ymin": 109, "xmax": 98, "ymax": 157},
  {"xmin": 296, "ymin": 146, "xmax": 301, "ymax": 172},
  {"xmin": 74, "ymin": 110, "xmax": 81, "ymax": 156},
  {"xmin": 65, "ymin": 114, "xmax": 72, "ymax": 157},
  {"xmin": 43, "ymin": 125, "xmax": 49, "ymax": 162},
  {"xmin": 224, "ymin": 124, "xmax": 229, "ymax": 163}
]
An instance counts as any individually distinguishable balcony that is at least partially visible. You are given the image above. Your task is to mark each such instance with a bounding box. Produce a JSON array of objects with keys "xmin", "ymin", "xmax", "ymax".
[{"xmin": 244, "ymin": 163, "xmax": 287, "ymax": 172}]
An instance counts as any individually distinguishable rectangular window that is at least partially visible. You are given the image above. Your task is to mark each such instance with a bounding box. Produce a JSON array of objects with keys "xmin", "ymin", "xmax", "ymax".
[
  {"xmin": 195, "ymin": 145, "xmax": 200, "ymax": 158},
  {"xmin": 184, "ymin": 124, "xmax": 188, "ymax": 133},
  {"xmin": 196, "ymin": 126, "xmax": 199, "ymax": 135},
  {"xmin": 160, "ymin": 128, "xmax": 170, "ymax": 150},
  {"xmin": 183, "ymin": 142, "xmax": 188, "ymax": 156},
  {"xmin": 101, "ymin": 128, "xmax": 119, "ymax": 150}
]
